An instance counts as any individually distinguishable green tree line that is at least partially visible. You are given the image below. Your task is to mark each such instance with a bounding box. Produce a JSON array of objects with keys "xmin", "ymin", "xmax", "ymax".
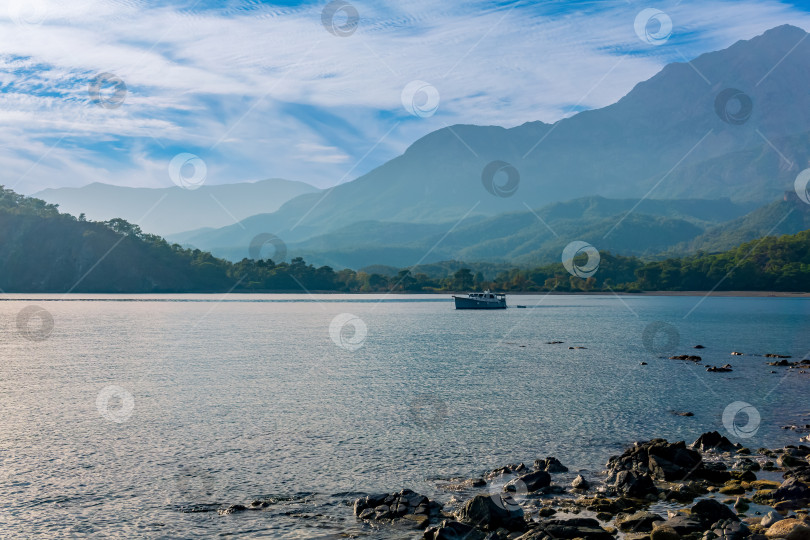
[{"xmin": 2, "ymin": 186, "xmax": 809, "ymax": 293}]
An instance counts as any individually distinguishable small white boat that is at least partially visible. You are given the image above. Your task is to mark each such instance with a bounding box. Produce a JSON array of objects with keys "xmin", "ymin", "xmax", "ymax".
[{"xmin": 452, "ymin": 290, "xmax": 507, "ymax": 309}]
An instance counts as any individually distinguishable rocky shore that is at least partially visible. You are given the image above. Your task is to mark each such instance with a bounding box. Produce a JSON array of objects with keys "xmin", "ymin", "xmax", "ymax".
[{"xmin": 351, "ymin": 431, "xmax": 810, "ymax": 540}]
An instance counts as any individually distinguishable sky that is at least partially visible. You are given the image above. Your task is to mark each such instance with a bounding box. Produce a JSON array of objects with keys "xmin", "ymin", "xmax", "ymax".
[{"xmin": 2, "ymin": 0, "xmax": 810, "ymax": 194}]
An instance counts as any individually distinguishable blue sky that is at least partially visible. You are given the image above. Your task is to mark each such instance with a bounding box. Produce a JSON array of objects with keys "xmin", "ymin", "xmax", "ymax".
[{"xmin": 1, "ymin": 0, "xmax": 810, "ymax": 193}]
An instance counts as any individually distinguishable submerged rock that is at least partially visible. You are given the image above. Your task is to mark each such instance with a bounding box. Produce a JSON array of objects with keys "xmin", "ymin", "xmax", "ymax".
[{"xmin": 354, "ymin": 489, "xmax": 441, "ymax": 523}]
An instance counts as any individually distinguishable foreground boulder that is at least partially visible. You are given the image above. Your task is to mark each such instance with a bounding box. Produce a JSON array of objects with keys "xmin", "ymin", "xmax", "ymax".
[
  {"xmin": 423, "ymin": 520, "xmax": 485, "ymax": 540},
  {"xmin": 765, "ymin": 518, "xmax": 810, "ymax": 540},
  {"xmin": 522, "ymin": 518, "xmax": 614, "ymax": 540},
  {"xmin": 691, "ymin": 499, "xmax": 738, "ymax": 526},
  {"xmin": 614, "ymin": 470, "xmax": 657, "ymax": 498},
  {"xmin": 354, "ymin": 489, "xmax": 441, "ymax": 522},
  {"xmin": 505, "ymin": 470, "xmax": 551, "ymax": 492},
  {"xmin": 772, "ymin": 477, "xmax": 810, "ymax": 502},
  {"xmin": 607, "ymin": 439, "xmax": 702, "ymax": 481},
  {"xmin": 456, "ymin": 494, "xmax": 525, "ymax": 531},
  {"xmin": 692, "ymin": 431, "xmax": 738, "ymax": 453},
  {"xmin": 534, "ymin": 456, "xmax": 569, "ymax": 473},
  {"xmin": 615, "ymin": 510, "xmax": 665, "ymax": 531},
  {"xmin": 656, "ymin": 515, "xmax": 704, "ymax": 535}
]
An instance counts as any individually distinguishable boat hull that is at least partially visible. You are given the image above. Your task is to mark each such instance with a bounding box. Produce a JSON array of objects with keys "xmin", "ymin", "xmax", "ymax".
[{"xmin": 453, "ymin": 296, "xmax": 507, "ymax": 309}]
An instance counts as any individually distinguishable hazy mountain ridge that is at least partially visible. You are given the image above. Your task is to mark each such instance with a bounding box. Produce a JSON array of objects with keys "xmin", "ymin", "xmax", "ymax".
[
  {"xmin": 35, "ymin": 178, "xmax": 319, "ymax": 236},
  {"xmin": 177, "ymin": 25, "xmax": 810, "ymax": 257}
]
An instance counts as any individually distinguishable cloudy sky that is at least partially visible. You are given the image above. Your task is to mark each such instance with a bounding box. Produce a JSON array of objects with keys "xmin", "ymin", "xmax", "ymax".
[{"xmin": 1, "ymin": 0, "xmax": 809, "ymax": 194}]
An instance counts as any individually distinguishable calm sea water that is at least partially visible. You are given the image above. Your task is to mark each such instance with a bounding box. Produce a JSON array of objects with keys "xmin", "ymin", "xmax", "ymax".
[{"xmin": 0, "ymin": 294, "xmax": 808, "ymax": 538}]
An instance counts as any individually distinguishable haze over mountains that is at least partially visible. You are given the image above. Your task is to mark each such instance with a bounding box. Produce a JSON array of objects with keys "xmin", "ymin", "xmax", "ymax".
[
  {"xmin": 34, "ymin": 24, "xmax": 810, "ymax": 269},
  {"xmin": 35, "ymin": 178, "xmax": 318, "ymax": 236}
]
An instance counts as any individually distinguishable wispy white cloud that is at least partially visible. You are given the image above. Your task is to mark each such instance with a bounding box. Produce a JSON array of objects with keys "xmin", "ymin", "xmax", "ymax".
[{"xmin": 0, "ymin": 0, "xmax": 808, "ymax": 194}]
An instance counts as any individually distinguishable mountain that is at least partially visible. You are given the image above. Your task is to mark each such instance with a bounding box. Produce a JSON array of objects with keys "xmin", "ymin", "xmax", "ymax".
[
  {"xmin": 674, "ymin": 197, "xmax": 810, "ymax": 254},
  {"xmin": 34, "ymin": 178, "xmax": 318, "ymax": 237},
  {"xmin": 280, "ymin": 197, "xmax": 757, "ymax": 269},
  {"xmin": 178, "ymin": 25, "xmax": 810, "ymax": 257}
]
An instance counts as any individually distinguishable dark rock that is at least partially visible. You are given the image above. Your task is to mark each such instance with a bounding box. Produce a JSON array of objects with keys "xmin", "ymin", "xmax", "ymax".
[
  {"xmin": 733, "ymin": 458, "xmax": 761, "ymax": 472},
  {"xmin": 424, "ymin": 519, "xmax": 486, "ymax": 540},
  {"xmin": 698, "ymin": 462, "xmax": 732, "ymax": 483},
  {"xmin": 456, "ymin": 494, "xmax": 525, "ymax": 531},
  {"xmin": 535, "ymin": 518, "xmax": 614, "ymax": 540},
  {"xmin": 607, "ymin": 439, "xmax": 702, "ymax": 482},
  {"xmin": 692, "ymin": 432, "xmax": 738, "ymax": 453},
  {"xmin": 616, "ymin": 511, "xmax": 665, "ymax": 532},
  {"xmin": 772, "ymin": 477, "xmax": 810, "ymax": 501},
  {"xmin": 572, "ymin": 475, "xmax": 590, "ymax": 490},
  {"xmin": 711, "ymin": 519, "xmax": 750, "ymax": 540},
  {"xmin": 505, "ymin": 470, "xmax": 551, "ymax": 493},
  {"xmin": 659, "ymin": 515, "xmax": 704, "ymax": 535},
  {"xmin": 651, "ymin": 525, "xmax": 681, "ymax": 540},
  {"xmin": 691, "ymin": 499, "xmax": 738, "ymax": 525},
  {"xmin": 615, "ymin": 470, "xmax": 657, "ymax": 498},
  {"xmin": 534, "ymin": 456, "xmax": 569, "ymax": 473},
  {"xmin": 219, "ymin": 504, "xmax": 248, "ymax": 515},
  {"xmin": 695, "ymin": 345, "xmax": 706, "ymax": 349},
  {"xmin": 777, "ymin": 454, "xmax": 805, "ymax": 468}
]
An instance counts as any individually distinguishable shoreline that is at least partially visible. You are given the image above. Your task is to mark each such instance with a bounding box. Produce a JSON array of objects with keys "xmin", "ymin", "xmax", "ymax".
[
  {"xmin": 344, "ymin": 431, "xmax": 810, "ymax": 540},
  {"xmin": 0, "ymin": 290, "xmax": 808, "ymax": 298}
]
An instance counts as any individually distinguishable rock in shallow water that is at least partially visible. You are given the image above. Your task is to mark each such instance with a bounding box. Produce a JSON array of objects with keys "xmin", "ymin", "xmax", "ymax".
[
  {"xmin": 505, "ymin": 470, "xmax": 551, "ymax": 493},
  {"xmin": 572, "ymin": 474, "xmax": 590, "ymax": 490},
  {"xmin": 692, "ymin": 431, "xmax": 739, "ymax": 453},
  {"xmin": 691, "ymin": 499, "xmax": 739, "ymax": 526},
  {"xmin": 456, "ymin": 493, "xmax": 525, "ymax": 531}
]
